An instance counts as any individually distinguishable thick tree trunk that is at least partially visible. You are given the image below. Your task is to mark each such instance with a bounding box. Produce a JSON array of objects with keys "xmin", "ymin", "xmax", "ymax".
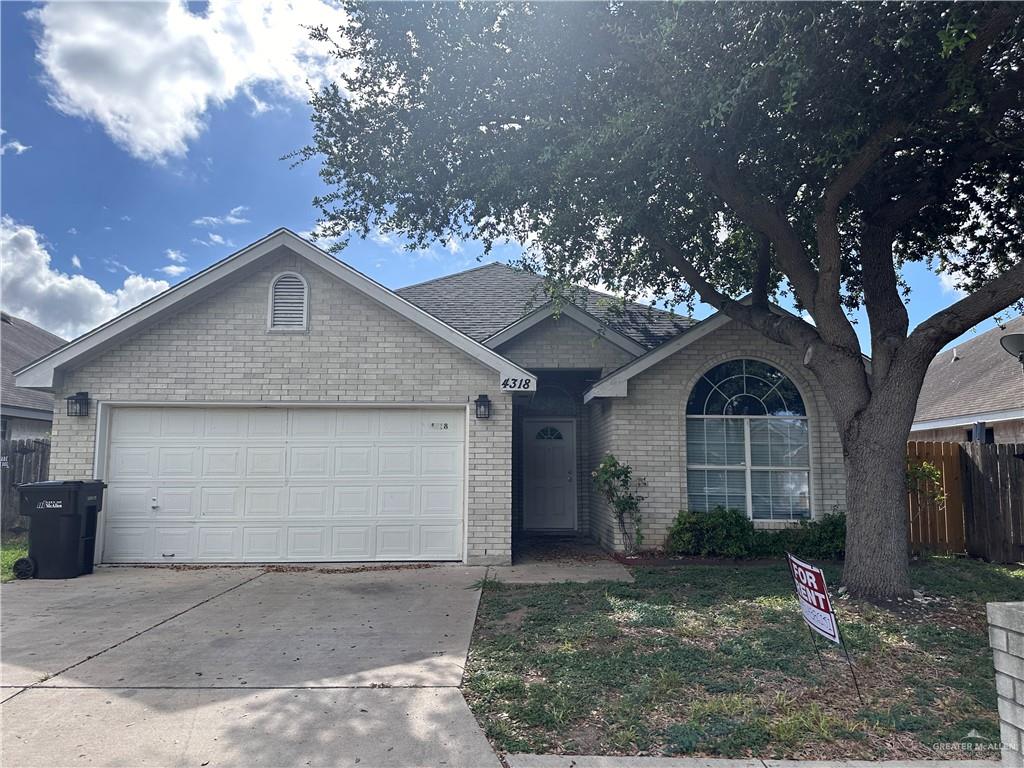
[{"xmin": 841, "ymin": 424, "xmax": 913, "ymax": 601}]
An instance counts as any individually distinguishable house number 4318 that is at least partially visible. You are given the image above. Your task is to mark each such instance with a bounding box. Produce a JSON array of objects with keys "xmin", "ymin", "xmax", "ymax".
[{"xmin": 501, "ymin": 377, "xmax": 533, "ymax": 391}]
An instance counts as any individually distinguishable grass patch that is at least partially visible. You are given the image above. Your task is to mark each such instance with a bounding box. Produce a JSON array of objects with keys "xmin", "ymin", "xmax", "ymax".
[
  {"xmin": 1, "ymin": 533, "xmax": 28, "ymax": 583},
  {"xmin": 464, "ymin": 556, "xmax": 1019, "ymax": 760}
]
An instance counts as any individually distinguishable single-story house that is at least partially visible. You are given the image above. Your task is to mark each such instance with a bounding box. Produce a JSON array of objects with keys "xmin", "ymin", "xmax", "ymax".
[
  {"xmin": 15, "ymin": 229, "xmax": 846, "ymax": 566},
  {"xmin": 910, "ymin": 315, "xmax": 1024, "ymax": 444},
  {"xmin": 1, "ymin": 312, "xmax": 65, "ymax": 441}
]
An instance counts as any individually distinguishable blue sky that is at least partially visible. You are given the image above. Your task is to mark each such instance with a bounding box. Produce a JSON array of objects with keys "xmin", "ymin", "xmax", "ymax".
[{"xmin": 0, "ymin": 1, "xmax": 1009, "ymax": 347}]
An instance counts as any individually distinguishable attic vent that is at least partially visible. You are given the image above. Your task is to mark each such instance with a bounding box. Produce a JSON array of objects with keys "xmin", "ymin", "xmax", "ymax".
[{"xmin": 269, "ymin": 273, "xmax": 308, "ymax": 331}]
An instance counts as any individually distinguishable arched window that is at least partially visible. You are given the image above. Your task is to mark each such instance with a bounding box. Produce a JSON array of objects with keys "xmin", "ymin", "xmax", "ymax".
[
  {"xmin": 268, "ymin": 272, "xmax": 308, "ymax": 331},
  {"xmin": 685, "ymin": 360, "xmax": 810, "ymax": 520}
]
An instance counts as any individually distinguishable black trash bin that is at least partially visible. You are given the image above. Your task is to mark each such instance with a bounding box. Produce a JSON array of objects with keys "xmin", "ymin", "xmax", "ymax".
[{"xmin": 16, "ymin": 480, "xmax": 106, "ymax": 579}]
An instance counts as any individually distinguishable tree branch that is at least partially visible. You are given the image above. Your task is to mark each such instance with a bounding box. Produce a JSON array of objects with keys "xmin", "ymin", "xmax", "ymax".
[
  {"xmin": 752, "ymin": 233, "xmax": 772, "ymax": 309},
  {"xmin": 908, "ymin": 259, "xmax": 1024, "ymax": 357}
]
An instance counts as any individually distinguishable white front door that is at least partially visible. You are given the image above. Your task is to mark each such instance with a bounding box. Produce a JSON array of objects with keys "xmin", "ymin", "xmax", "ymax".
[
  {"xmin": 523, "ymin": 419, "xmax": 577, "ymax": 530},
  {"xmin": 101, "ymin": 406, "xmax": 465, "ymax": 563}
]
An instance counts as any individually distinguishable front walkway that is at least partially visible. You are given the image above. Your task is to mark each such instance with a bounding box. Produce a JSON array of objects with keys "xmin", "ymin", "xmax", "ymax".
[
  {"xmin": 0, "ymin": 564, "xmax": 500, "ymax": 768},
  {"xmin": 496, "ymin": 537, "xmax": 634, "ymax": 584}
]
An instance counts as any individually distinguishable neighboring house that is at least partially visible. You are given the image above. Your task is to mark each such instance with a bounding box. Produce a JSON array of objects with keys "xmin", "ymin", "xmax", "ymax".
[
  {"xmin": 911, "ymin": 315, "xmax": 1024, "ymax": 444},
  {"xmin": 15, "ymin": 229, "xmax": 846, "ymax": 566},
  {"xmin": 1, "ymin": 312, "xmax": 65, "ymax": 441}
]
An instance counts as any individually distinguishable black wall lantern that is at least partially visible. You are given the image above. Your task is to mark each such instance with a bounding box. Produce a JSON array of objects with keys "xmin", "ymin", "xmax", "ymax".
[
  {"xmin": 66, "ymin": 391, "xmax": 90, "ymax": 417},
  {"xmin": 474, "ymin": 394, "xmax": 492, "ymax": 420}
]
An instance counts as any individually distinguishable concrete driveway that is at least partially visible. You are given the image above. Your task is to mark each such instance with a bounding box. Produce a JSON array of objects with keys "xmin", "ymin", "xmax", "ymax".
[{"xmin": 1, "ymin": 565, "xmax": 499, "ymax": 768}]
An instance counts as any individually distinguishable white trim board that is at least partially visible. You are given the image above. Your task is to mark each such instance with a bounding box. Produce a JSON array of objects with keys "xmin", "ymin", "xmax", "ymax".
[
  {"xmin": 911, "ymin": 407, "xmax": 1024, "ymax": 432},
  {"xmin": 15, "ymin": 229, "xmax": 535, "ymax": 393},
  {"xmin": 485, "ymin": 303, "xmax": 647, "ymax": 356}
]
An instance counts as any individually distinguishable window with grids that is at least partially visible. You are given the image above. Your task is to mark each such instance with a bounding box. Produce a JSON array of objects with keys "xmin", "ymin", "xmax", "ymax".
[
  {"xmin": 685, "ymin": 360, "xmax": 810, "ymax": 520},
  {"xmin": 269, "ymin": 273, "xmax": 308, "ymax": 330}
]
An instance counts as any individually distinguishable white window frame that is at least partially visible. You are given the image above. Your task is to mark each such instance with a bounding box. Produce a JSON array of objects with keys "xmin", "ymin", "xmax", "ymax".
[
  {"xmin": 267, "ymin": 271, "xmax": 309, "ymax": 332},
  {"xmin": 685, "ymin": 413, "xmax": 812, "ymax": 520}
]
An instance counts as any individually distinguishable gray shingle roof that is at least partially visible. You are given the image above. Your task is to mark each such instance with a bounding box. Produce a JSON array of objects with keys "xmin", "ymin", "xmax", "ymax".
[
  {"xmin": 396, "ymin": 262, "xmax": 693, "ymax": 349},
  {"xmin": 1, "ymin": 313, "xmax": 65, "ymax": 416},
  {"xmin": 914, "ymin": 315, "xmax": 1024, "ymax": 422}
]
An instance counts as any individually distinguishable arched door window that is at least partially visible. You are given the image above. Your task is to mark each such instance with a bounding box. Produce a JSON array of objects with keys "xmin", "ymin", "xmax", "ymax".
[{"xmin": 685, "ymin": 360, "xmax": 810, "ymax": 520}]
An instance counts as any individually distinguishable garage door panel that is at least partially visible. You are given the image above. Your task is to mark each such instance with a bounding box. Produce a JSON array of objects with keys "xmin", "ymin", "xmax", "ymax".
[
  {"xmin": 161, "ymin": 409, "xmax": 202, "ymax": 438},
  {"xmin": 200, "ymin": 487, "xmax": 241, "ymax": 518},
  {"xmin": 104, "ymin": 407, "xmax": 464, "ymax": 563},
  {"xmin": 109, "ymin": 447, "xmax": 156, "ymax": 480},
  {"xmin": 332, "ymin": 526, "xmax": 374, "ymax": 558},
  {"xmin": 244, "ymin": 486, "xmax": 286, "ymax": 517},
  {"xmin": 246, "ymin": 447, "xmax": 287, "ymax": 477},
  {"xmin": 202, "ymin": 447, "xmax": 243, "ymax": 478},
  {"xmin": 377, "ymin": 525, "xmax": 417, "ymax": 558},
  {"xmin": 336, "ymin": 446, "xmax": 373, "ymax": 476},
  {"xmin": 378, "ymin": 486, "xmax": 416, "ymax": 517},
  {"xmin": 197, "ymin": 527, "xmax": 241, "ymax": 560},
  {"xmin": 290, "ymin": 446, "xmax": 331, "ymax": 477},
  {"xmin": 288, "ymin": 527, "xmax": 328, "ymax": 558},
  {"xmin": 205, "ymin": 410, "xmax": 246, "ymax": 438},
  {"xmin": 158, "ymin": 447, "xmax": 199, "ymax": 479},
  {"xmin": 289, "ymin": 486, "xmax": 330, "ymax": 517},
  {"xmin": 154, "ymin": 527, "xmax": 195, "ymax": 559},
  {"xmin": 334, "ymin": 486, "xmax": 374, "ymax": 517},
  {"xmin": 106, "ymin": 486, "xmax": 153, "ymax": 518},
  {"xmin": 421, "ymin": 445, "xmax": 461, "ymax": 476},
  {"xmin": 155, "ymin": 487, "xmax": 195, "ymax": 517},
  {"xmin": 105, "ymin": 526, "xmax": 153, "ymax": 561},
  {"xmin": 378, "ymin": 446, "xmax": 416, "ymax": 475},
  {"xmin": 421, "ymin": 525, "xmax": 460, "ymax": 557},
  {"xmin": 243, "ymin": 527, "xmax": 283, "ymax": 559}
]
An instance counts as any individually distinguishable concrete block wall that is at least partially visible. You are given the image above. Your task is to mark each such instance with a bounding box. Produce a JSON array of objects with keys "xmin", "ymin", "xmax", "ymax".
[
  {"xmin": 588, "ymin": 320, "xmax": 848, "ymax": 551},
  {"xmin": 989, "ymin": 601, "xmax": 1024, "ymax": 767},
  {"xmin": 49, "ymin": 247, "xmax": 514, "ymax": 565}
]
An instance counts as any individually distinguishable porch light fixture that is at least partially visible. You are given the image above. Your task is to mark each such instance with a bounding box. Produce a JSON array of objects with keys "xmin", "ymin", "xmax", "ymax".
[
  {"xmin": 66, "ymin": 391, "xmax": 90, "ymax": 417},
  {"xmin": 474, "ymin": 394, "xmax": 492, "ymax": 420}
]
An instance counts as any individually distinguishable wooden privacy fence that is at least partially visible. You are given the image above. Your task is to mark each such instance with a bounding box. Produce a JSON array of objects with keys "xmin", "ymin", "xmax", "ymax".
[
  {"xmin": 907, "ymin": 441, "xmax": 1024, "ymax": 563},
  {"xmin": 1, "ymin": 439, "xmax": 51, "ymax": 531}
]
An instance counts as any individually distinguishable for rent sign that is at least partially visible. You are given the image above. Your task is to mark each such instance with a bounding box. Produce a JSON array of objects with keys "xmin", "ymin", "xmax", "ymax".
[{"xmin": 787, "ymin": 553, "xmax": 840, "ymax": 644}]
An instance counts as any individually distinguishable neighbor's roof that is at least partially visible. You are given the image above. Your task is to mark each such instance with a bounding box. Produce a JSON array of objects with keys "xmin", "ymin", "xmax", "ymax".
[
  {"xmin": 396, "ymin": 262, "xmax": 693, "ymax": 349},
  {"xmin": 914, "ymin": 315, "xmax": 1024, "ymax": 425},
  {"xmin": 1, "ymin": 313, "xmax": 65, "ymax": 416}
]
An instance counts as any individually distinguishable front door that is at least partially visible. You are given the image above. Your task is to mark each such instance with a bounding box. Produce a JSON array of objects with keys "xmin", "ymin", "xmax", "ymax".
[{"xmin": 523, "ymin": 419, "xmax": 577, "ymax": 530}]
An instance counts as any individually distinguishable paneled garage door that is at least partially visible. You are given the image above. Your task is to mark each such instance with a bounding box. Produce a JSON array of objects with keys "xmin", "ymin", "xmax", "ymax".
[{"xmin": 102, "ymin": 406, "xmax": 465, "ymax": 563}]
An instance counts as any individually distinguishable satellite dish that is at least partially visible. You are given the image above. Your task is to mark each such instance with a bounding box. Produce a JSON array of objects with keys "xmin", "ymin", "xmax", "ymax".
[{"xmin": 1000, "ymin": 333, "xmax": 1024, "ymax": 359}]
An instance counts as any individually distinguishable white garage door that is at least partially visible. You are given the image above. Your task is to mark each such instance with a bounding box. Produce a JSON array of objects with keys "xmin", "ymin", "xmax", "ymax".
[{"xmin": 102, "ymin": 406, "xmax": 465, "ymax": 563}]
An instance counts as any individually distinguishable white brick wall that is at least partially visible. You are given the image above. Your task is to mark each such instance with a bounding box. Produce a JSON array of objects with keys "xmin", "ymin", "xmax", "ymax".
[
  {"xmin": 49, "ymin": 248, "xmax": 513, "ymax": 565},
  {"xmin": 989, "ymin": 602, "xmax": 1024, "ymax": 766},
  {"xmin": 587, "ymin": 321, "xmax": 848, "ymax": 550}
]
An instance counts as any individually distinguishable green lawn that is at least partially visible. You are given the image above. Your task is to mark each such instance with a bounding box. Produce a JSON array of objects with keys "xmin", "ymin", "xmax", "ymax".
[
  {"xmin": 465, "ymin": 557, "xmax": 1021, "ymax": 760},
  {"xmin": 1, "ymin": 534, "xmax": 28, "ymax": 582}
]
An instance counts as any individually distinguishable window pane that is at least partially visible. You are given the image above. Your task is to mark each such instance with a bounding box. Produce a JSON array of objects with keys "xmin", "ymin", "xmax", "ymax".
[
  {"xmin": 751, "ymin": 470, "xmax": 810, "ymax": 520},
  {"xmin": 687, "ymin": 469, "xmax": 747, "ymax": 513},
  {"xmin": 686, "ymin": 419, "xmax": 707, "ymax": 465}
]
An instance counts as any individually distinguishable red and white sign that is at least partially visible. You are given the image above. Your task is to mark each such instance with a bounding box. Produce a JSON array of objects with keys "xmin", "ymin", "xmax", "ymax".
[{"xmin": 787, "ymin": 553, "xmax": 840, "ymax": 644}]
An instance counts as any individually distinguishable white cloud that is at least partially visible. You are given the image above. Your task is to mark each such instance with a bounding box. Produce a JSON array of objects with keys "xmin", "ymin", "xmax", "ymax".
[
  {"xmin": 1, "ymin": 217, "xmax": 169, "ymax": 338},
  {"xmin": 71, "ymin": 255, "xmax": 81, "ymax": 269},
  {"xmin": 120, "ymin": 215, "xmax": 131, "ymax": 222},
  {"xmin": 208, "ymin": 233, "xmax": 226, "ymax": 245},
  {"xmin": 67, "ymin": 227, "xmax": 78, "ymax": 235},
  {"xmin": 29, "ymin": 1, "xmax": 351, "ymax": 163},
  {"xmin": 192, "ymin": 205, "xmax": 249, "ymax": 227},
  {"xmin": 158, "ymin": 264, "xmax": 188, "ymax": 277},
  {"xmin": 939, "ymin": 271, "xmax": 967, "ymax": 298},
  {"xmin": 0, "ymin": 129, "xmax": 30, "ymax": 156},
  {"xmin": 191, "ymin": 233, "xmax": 232, "ymax": 247},
  {"xmin": 165, "ymin": 249, "xmax": 187, "ymax": 263}
]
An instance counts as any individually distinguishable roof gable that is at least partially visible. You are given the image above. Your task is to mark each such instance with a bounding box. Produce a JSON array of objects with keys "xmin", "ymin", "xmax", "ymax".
[
  {"xmin": 14, "ymin": 230, "xmax": 534, "ymax": 392},
  {"xmin": 397, "ymin": 262, "xmax": 693, "ymax": 349}
]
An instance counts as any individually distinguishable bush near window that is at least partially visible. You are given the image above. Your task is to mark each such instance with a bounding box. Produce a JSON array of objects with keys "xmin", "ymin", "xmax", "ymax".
[{"xmin": 665, "ymin": 507, "xmax": 846, "ymax": 560}]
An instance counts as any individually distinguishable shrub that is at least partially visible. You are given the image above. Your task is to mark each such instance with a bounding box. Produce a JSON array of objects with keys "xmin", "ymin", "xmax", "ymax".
[
  {"xmin": 665, "ymin": 508, "xmax": 846, "ymax": 560},
  {"xmin": 592, "ymin": 454, "xmax": 646, "ymax": 553}
]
